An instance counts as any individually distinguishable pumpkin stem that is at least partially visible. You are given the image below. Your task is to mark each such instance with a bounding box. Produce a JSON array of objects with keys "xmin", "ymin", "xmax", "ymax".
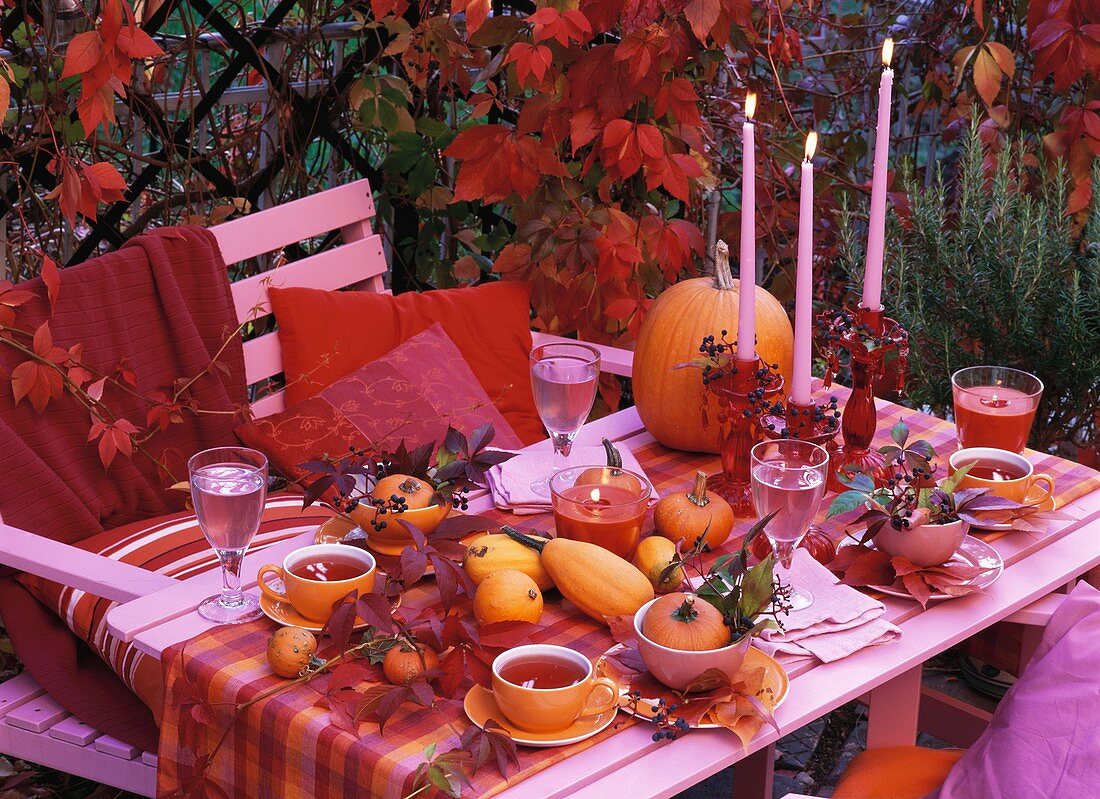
[
  {"xmin": 601, "ymin": 438, "xmax": 623, "ymax": 472},
  {"xmin": 713, "ymin": 239, "xmax": 735, "ymax": 291},
  {"xmin": 687, "ymin": 471, "xmax": 711, "ymax": 507},
  {"xmin": 501, "ymin": 525, "xmax": 547, "ymax": 553},
  {"xmin": 672, "ymin": 597, "xmax": 700, "ymax": 623},
  {"xmin": 398, "ymin": 477, "xmax": 422, "ymax": 494}
]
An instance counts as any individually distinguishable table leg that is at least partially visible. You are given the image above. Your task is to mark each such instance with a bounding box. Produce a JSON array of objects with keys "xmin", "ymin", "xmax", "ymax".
[
  {"xmin": 866, "ymin": 665, "xmax": 922, "ymax": 748},
  {"xmin": 731, "ymin": 743, "xmax": 774, "ymax": 799}
]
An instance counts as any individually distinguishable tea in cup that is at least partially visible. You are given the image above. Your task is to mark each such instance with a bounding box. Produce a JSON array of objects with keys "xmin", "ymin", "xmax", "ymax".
[
  {"xmin": 949, "ymin": 447, "xmax": 1055, "ymax": 508},
  {"xmin": 258, "ymin": 543, "xmax": 376, "ymax": 623},
  {"xmin": 491, "ymin": 644, "xmax": 618, "ymax": 733}
]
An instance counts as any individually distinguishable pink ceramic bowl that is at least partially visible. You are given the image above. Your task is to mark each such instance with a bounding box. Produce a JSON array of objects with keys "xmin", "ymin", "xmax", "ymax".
[{"xmin": 632, "ymin": 597, "xmax": 751, "ymax": 692}]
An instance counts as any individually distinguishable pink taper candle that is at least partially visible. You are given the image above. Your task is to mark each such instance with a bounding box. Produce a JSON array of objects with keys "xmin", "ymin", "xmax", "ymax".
[
  {"xmin": 791, "ymin": 131, "xmax": 817, "ymax": 406},
  {"xmin": 861, "ymin": 38, "xmax": 894, "ymax": 312},
  {"xmin": 737, "ymin": 92, "xmax": 757, "ymax": 360}
]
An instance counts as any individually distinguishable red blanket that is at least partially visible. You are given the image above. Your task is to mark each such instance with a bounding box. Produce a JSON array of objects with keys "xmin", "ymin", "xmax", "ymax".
[{"xmin": 0, "ymin": 226, "xmax": 246, "ymax": 750}]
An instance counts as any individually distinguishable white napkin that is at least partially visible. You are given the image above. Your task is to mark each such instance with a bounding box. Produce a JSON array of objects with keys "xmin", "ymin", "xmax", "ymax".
[
  {"xmin": 754, "ymin": 550, "xmax": 902, "ymax": 663},
  {"xmin": 486, "ymin": 444, "xmax": 659, "ymax": 515}
]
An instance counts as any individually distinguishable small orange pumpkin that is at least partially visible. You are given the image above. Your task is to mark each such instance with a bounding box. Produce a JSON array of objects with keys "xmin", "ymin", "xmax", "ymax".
[
  {"xmin": 371, "ymin": 474, "xmax": 435, "ymax": 510},
  {"xmin": 641, "ymin": 593, "xmax": 730, "ymax": 651},
  {"xmin": 574, "ymin": 439, "xmax": 643, "ymax": 493},
  {"xmin": 653, "ymin": 471, "xmax": 735, "ymax": 550},
  {"xmin": 267, "ymin": 626, "xmax": 318, "ymax": 678},
  {"xmin": 472, "ymin": 569, "xmax": 544, "ymax": 625},
  {"xmin": 383, "ymin": 642, "xmax": 440, "ymax": 685},
  {"xmin": 749, "ymin": 526, "xmax": 836, "ymax": 566}
]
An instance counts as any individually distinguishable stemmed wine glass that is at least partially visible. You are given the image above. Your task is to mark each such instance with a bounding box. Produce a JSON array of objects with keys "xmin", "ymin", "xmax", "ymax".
[
  {"xmin": 750, "ymin": 439, "xmax": 830, "ymax": 612},
  {"xmin": 529, "ymin": 342, "xmax": 601, "ymax": 495},
  {"xmin": 189, "ymin": 446, "xmax": 268, "ymax": 623}
]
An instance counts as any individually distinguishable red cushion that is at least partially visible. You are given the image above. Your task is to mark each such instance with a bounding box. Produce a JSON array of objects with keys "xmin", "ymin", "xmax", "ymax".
[
  {"xmin": 268, "ymin": 281, "xmax": 544, "ymax": 444},
  {"xmin": 236, "ymin": 323, "xmax": 524, "ymax": 482},
  {"xmin": 833, "ymin": 746, "xmax": 965, "ymax": 799}
]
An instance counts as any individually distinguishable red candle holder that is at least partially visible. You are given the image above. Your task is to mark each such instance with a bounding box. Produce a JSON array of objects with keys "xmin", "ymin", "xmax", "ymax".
[
  {"xmin": 818, "ymin": 306, "xmax": 909, "ymax": 490},
  {"xmin": 704, "ymin": 357, "xmax": 784, "ymax": 516},
  {"xmin": 760, "ymin": 395, "xmax": 842, "ymax": 487}
]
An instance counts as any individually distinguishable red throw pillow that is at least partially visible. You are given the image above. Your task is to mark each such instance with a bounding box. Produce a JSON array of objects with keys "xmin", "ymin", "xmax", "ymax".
[
  {"xmin": 269, "ymin": 280, "xmax": 544, "ymax": 444},
  {"xmin": 236, "ymin": 323, "xmax": 524, "ymax": 482}
]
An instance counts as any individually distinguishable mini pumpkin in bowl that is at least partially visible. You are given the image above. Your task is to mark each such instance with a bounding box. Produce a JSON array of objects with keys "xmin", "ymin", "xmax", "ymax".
[
  {"xmin": 346, "ymin": 474, "xmax": 451, "ymax": 555},
  {"xmin": 633, "ymin": 593, "xmax": 751, "ymax": 692}
]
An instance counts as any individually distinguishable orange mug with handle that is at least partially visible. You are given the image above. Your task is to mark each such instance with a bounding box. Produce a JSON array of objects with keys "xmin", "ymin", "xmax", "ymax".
[
  {"xmin": 491, "ymin": 644, "xmax": 619, "ymax": 733},
  {"xmin": 949, "ymin": 447, "xmax": 1056, "ymax": 509},
  {"xmin": 257, "ymin": 544, "xmax": 376, "ymax": 623}
]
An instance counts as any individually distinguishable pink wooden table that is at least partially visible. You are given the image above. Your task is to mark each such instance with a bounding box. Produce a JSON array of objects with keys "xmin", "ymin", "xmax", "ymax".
[{"xmin": 107, "ymin": 404, "xmax": 1100, "ymax": 798}]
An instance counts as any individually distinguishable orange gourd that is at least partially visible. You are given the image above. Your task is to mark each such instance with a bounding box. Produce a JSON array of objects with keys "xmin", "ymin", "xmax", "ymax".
[
  {"xmin": 371, "ymin": 474, "xmax": 436, "ymax": 510},
  {"xmin": 472, "ymin": 569, "xmax": 544, "ymax": 625},
  {"xmin": 266, "ymin": 627, "xmax": 318, "ymax": 678},
  {"xmin": 632, "ymin": 536, "xmax": 684, "ymax": 593},
  {"xmin": 383, "ymin": 642, "xmax": 440, "ymax": 685},
  {"xmin": 641, "ymin": 593, "xmax": 730, "ymax": 651},
  {"xmin": 633, "ymin": 241, "xmax": 794, "ymax": 453},
  {"xmin": 574, "ymin": 439, "xmax": 643, "ymax": 493},
  {"xmin": 750, "ymin": 526, "xmax": 836, "ymax": 565},
  {"xmin": 653, "ymin": 471, "xmax": 735, "ymax": 550}
]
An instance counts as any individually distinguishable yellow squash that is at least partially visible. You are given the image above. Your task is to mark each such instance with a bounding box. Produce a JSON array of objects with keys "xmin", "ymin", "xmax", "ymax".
[
  {"xmin": 464, "ymin": 532, "xmax": 555, "ymax": 591},
  {"xmin": 502, "ymin": 526, "xmax": 653, "ymax": 624}
]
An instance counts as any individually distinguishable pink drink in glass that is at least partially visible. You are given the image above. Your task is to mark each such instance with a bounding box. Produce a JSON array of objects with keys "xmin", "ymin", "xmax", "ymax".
[
  {"xmin": 531, "ymin": 356, "xmax": 599, "ymax": 436},
  {"xmin": 191, "ymin": 465, "xmax": 266, "ymax": 553},
  {"xmin": 750, "ymin": 464, "xmax": 826, "ymax": 549}
]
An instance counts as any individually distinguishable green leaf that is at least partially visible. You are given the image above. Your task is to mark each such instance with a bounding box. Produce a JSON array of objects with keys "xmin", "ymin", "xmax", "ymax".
[
  {"xmin": 826, "ymin": 489, "xmax": 869, "ymax": 518},
  {"xmin": 740, "ymin": 554, "xmax": 774, "ymax": 619},
  {"xmin": 890, "ymin": 420, "xmax": 909, "ymax": 447},
  {"xmin": 838, "ymin": 470, "xmax": 876, "ymax": 493},
  {"xmin": 938, "ymin": 462, "xmax": 973, "ymax": 495}
]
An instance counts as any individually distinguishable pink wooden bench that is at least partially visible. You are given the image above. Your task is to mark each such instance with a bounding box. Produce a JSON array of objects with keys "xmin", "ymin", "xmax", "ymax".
[{"xmin": 0, "ymin": 178, "xmax": 636, "ymax": 796}]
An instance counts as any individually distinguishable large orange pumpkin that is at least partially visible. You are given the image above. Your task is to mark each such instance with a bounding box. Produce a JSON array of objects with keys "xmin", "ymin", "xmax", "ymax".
[{"xmin": 633, "ymin": 241, "xmax": 793, "ymax": 453}]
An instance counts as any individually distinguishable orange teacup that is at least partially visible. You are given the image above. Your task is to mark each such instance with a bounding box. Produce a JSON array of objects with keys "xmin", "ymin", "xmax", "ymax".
[
  {"xmin": 949, "ymin": 447, "xmax": 1055, "ymax": 508},
  {"xmin": 491, "ymin": 645, "xmax": 619, "ymax": 733},
  {"xmin": 258, "ymin": 544, "xmax": 376, "ymax": 623}
]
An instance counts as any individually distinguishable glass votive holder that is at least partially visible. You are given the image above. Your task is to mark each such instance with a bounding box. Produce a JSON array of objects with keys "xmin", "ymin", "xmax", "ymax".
[
  {"xmin": 549, "ymin": 465, "xmax": 652, "ymax": 560},
  {"xmin": 951, "ymin": 366, "xmax": 1043, "ymax": 453}
]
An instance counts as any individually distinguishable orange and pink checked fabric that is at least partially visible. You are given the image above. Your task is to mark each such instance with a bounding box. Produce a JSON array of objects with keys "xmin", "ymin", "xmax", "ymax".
[{"xmin": 157, "ymin": 391, "xmax": 1100, "ymax": 798}]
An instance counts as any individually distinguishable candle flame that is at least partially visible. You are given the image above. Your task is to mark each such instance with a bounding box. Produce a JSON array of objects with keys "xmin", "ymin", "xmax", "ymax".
[
  {"xmin": 589, "ymin": 488, "xmax": 601, "ymax": 503},
  {"xmin": 882, "ymin": 37, "xmax": 894, "ymax": 67},
  {"xmin": 804, "ymin": 131, "xmax": 818, "ymax": 161},
  {"xmin": 745, "ymin": 92, "xmax": 757, "ymax": 120}
]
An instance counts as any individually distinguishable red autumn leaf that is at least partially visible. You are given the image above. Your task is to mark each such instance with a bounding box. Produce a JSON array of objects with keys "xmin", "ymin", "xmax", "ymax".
[
  {"xmin": 454, "ymin": 0, "xmax": 491, "ymax": 35},
  {"xmin": 971, "ymin": 46, "xmax": 1004, "ymax": 106},
  {"xmin": 646, "ymin": 152, "xmax": 703, "ymax": 203},
  {"xmin": 11, "ymin": 360, "xmax": 64, "ymax": 413},
  {"xmin": 613, "ymin": 25, "xmax": 669, "ymax": 86},
  {"xmin": 835, "ymin": 547, "xmax": 894, "ymax": 587},
  {"xmin": 600, "ymin": 119, "xmax": 664, "ymax": 180},
  {"xmin": 653, "ymin": 77, "xmax": 703, "ymax": 128},
  {"xmin": 505, "ymin": 43, "xmax": 553, "ymax": 89},
  {"xmin": 682, "ymin": 0, "xmax": 719, "ymax": 44},
  {"xmin": 41, "ymin": 255, "xmax": 60, "ymax": 308},
  {"xmin": 445, "ymin": 126, "xmax": 566, "ymax": 203},
  {"xmin": 595, "ymin": 211, "xmax": 644, "ymax": 281},
  {"xmin": 62, "ymin": 32, "xmax": 104, "ymax": 78},
  {"xmin": 88, "ymin": 417, "xmax": 139, "ymax": 469},
  {"xmin": 1031, "ymin": 14, "xmax": 1100, "ymax": 90},
  {"xmin": 568, "ymin": 45, "xmax": 636, "ymax": 121},
  {"xmin": 528, "ymin": 8, "xmax": 592, "ymax": 47},
  {"xmin": 77, "ymin": 81, "xmax": 115, "ymax": 137},
  {"xmin": 117, "ymin": 25, "xmax": 164, "ymax": 59},
  {"xmin": 899, "ymin": 572, "xmax": 933, "ymax": 609},
  {"xmin": 83, "ymin": 161, "xmax": 128, "ymax": 199},
  {"xmin": 458, "ymin": 720, "xmax": 520, "ymax": 778},
  {"xmin": 579, "ymin": 0, "xmax": 623, "ymax": 33}
]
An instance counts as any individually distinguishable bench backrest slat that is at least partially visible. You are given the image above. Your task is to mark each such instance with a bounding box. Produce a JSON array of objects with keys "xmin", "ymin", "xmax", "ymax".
[{"xmin": 210, "ymin": 178, "xmax": 386, "ymax": 418}]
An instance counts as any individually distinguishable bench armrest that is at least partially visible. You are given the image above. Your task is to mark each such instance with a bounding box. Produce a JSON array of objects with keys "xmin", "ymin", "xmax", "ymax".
[
  {"xmin": 531, "ymin": 332, "xmax": 634, "ymax": 377},
  {"xmin": 0, "ymin": 523, "xmax": 174, "ymax": 603},
  {"xmin": 1004, "ymin": 592, "xmax": 1066, "ymax": 627}
]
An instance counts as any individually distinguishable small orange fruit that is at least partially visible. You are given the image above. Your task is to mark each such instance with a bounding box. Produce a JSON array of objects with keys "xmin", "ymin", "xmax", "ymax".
[
  {"xmin": 382, "ymin": 643, "xmax": 440, "ymax": 685},
  {"xmin": 472, "ymin": 569, "xmax": 544, "ymax": 625},
  {"xmin": 371, "ymin": 474, "xmax": 436, "ymax": 511},
  {"xmin": 267, "ymin": 627, "xmax": 318, "ymax": 678}
]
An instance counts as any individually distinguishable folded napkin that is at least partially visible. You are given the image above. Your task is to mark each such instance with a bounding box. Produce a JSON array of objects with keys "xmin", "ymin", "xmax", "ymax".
[
  {"xmin": 486, "ymin": 444, "xmax": 659, "ymax": 514},
  {"xmin": 754, "ymin": 550, "xmax": 902, "ymax": 663}
]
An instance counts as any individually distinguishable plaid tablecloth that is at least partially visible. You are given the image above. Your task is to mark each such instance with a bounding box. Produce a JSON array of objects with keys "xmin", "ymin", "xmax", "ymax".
[{"xmin": 157, "ymin": 389, "xmax": 1100, "ymax": 798}]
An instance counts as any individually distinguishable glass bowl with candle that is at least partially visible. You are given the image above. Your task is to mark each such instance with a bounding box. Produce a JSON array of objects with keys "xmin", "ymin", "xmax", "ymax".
[
  {"xmin": 951, "ymin": 366, "xmax": 1044, "ymax": 453},
  {"xmin": 549, "ymin": 466, "xmax": 652, "ymax": 560}
]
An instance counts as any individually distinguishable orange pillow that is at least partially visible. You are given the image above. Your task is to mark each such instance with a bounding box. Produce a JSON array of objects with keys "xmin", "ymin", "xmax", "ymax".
[
  {"xmin": 833, "ymin": 746, "xmax": 965, "ymax": 799},
  {"xmin": 269, "ymin": 281, "xmax": 544, "ymax": 444}
]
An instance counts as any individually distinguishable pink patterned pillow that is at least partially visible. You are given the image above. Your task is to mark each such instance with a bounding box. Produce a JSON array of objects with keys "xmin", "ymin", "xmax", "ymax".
[
  {"xmin": 929, "ymin": 581, "xmax": 1100, "ymax": 798},
  {"xmin": 236, "ymin": 323, "xmax": 523, "ymax": 481}
]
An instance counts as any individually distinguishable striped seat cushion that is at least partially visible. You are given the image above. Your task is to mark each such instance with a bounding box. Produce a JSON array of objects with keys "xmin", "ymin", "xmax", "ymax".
[{"xmin": 15, "ymin": 494, "xmax": 333, "ymax": 718}]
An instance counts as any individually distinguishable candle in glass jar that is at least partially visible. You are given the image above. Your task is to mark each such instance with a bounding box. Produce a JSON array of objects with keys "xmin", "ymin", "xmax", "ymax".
[
  {"xmin": 553, "ymin": 484, "xmax": 647, "ymax": 560},
  {"xmin": 953, "ymin": 386, "xmax": 1038, "ymax": 453}
]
